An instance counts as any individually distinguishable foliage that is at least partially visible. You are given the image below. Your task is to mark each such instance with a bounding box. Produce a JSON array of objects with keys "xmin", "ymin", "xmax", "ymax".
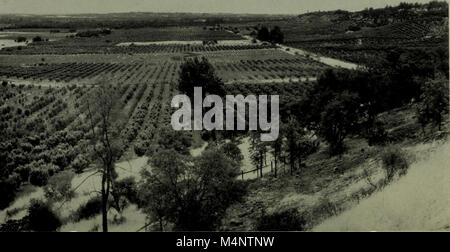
[
  {"xmin": 269, "ymin": 26, "xmax": 284, "ymax": 44},
  {"xmin": 257, "ymin": 26, "xmax": 271, "ymax": 42},
  {"xmin": 156, "ymin": 126, "xmax": 193, "ymax": 155},
  {"xmin": 16, "ymin": 37, "xmax": 26, "ymax": 42},
  {"xmin": 73, "ymin": 197, "xmax": 102, "ymax": 222},
  {"xmin": 0, "ymin": 218, "xmax": 29, "ymax": 232},
  {"xmin": 71, "ymin": 154, "xmax": 90, "ymax": 174},
  {"xmin": 178, "ymin": 57, "xmax": 225, "ymax": 99},
  {"xmin": 0, "ymin": 174, "xmax": 21, "ymax": 210},
  {"xmin": 270, "ymin": 131, "xmax": 283, "ymax": 178},
  {"xmin": 27, "ymin": 199, "xmax": 62, "ymax": 232},
  {"xmin": 29, "ymin": 165, "xmax": 57, "ymax": 187},
  {"xmin": 137, "ymin": 173, "xmax": 174, "ymax": 231},
  {"xmin": 85, "ymin": 82, "xmax": 125, "ymax": 232},
  {"xmin": 32, "ymin": 36, "xmax": 43, "ymax": 43},
  {"xmin": 16, "ymin": 165, "xmax": 31, "ymax": 182},
  {"xmin": 221, "ymin": 142, "xmax": 244, "ymax": 167},
  {"xmin": 364, "ymin": 120, "xmax": 389, "ymax": 146},
  {"xmin": 44, "ymin": 171, "xmax": 75, "ymax": 202},
  {"xmin": 283, "ymin": 117, "xmax": 319, "ymax": 172},
  {"xmin": 138, "ymin": 148, "xmax": 245, "ymax": 231},
  {"xmin": 381, "ymin": 147, "xmax": 409, "ymax": 184},
  {"xmin": 133, "ymin": 140, "xmax": 148, "ymax": 157},
  {"xmin": 249, "ymin": 132, "xmax": 268, "ymax": 176},
  {"xmin": 256, "ymin": 209, "xmax": 307, "ymax": 231},
  {"xmin": 319, "ymin": 91, "xmax": 361, "ymax": 155},
  {"xmin": 111, "ymin": 177, "xmax": 138, "ymax": 213},
  {"xmin": 417, "ymin": 76, "xmax": 449, "ymax": 132},
  {"xmin": 257, "ymin": 26, "xmax": 284, "ymax": 43},
  {"xmin": 76, "ymin": 29, "xmax": 112, "ymax": 38},
  {"xmin": 348, "ymin": 25, "xmax": 361, "ymax": 32}
]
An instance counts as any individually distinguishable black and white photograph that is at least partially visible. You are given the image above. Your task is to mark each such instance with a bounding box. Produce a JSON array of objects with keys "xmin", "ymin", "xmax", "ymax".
[{"xmin": 0, "ymin": 0, "xmax": 449, "ymax": 236}]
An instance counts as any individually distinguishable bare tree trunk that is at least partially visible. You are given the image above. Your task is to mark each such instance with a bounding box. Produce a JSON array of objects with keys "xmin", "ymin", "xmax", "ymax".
[
  {"xmin": 274, "ymin": 156, "xmax": 278, "ymax": 178},
  {"xmin": 260, "ymin": 152, "xmax": 263, "ymax": 178},
  {"xmin": 101, "ymin": 173, "xmax": 108, "ymax": 233},
  {"xmin": 290, "ymin": 152, "xmax": 294, "ymax": 176}
]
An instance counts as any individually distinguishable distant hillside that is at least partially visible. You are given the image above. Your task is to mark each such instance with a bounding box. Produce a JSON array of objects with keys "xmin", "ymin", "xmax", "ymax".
[
  {"xmin": 298, "ymin": 1, "xmax": 448, "ymax": 29},
  {"xmin": 0, "ymin": 12, "xmax": 290, "ymax": 29},
  {"xmin": 276, "ymin": 1, "xmax": 448, "ymax": 66}
]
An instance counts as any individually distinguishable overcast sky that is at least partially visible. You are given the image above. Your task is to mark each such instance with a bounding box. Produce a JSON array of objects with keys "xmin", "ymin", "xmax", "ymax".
[{"xmin": 0, "ymin": 0, "xmax": 437, "ymax": 15}]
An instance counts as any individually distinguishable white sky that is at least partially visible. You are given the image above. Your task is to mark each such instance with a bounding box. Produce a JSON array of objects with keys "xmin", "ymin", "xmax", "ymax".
[{"xmin": 0, "ymin": 0, "xmax": 439, "ymax": 15}]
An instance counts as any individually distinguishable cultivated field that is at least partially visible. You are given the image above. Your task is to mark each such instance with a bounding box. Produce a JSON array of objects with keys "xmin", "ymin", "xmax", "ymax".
[{"xmin": 0, "ymin": 2, "xmax": 448, "ymax": 232}]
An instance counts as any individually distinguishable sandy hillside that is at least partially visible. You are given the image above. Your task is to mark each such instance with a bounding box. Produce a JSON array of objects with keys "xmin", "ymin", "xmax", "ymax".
[{"xmin": 314, "ymin": 140, "xmax": 450, "ymax": 231}]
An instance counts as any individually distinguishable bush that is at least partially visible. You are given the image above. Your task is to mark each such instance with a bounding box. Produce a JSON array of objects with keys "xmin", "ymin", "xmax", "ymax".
[
  {"xmin": 32, "ymin": 36, "xmax": 43, "ymax": 43},
  {"xmin": 114, "ymin": 177, "xmax": 138, "ymax": 204},
  {"xmin": 0, "ymin": 174, "xmax": 21, "ymax": 210},
  {"xmin": 381, "ymin": 147, "xmax": 409, "ymax": 183},
  {"xmin": 134, "ymin": 141, "xmax": 148, "ymax": 157},
  {"xmin": 44, "ymin": 171, "xmax": 75, "ymax": 202},
  {"xmin": 28, "ymin": 199, "xmax": 61, "ymax": 232},
  {"xmin": 110, "ymin": 177, "xmax": 139, "ymax": 213},
  {"xmin": 0, "ymin": 218, "xmax": 29, "ymax": 232},
  {"xmin": 256, "ymin": 209, "xmax": 307, "ymax": 231},
  {"xmin": 29, "ymin": 169, "xmax": 50, "ymax": 187},
  {"xmin": 16, "ymin": 37, "xmax": 27, "ymax": 42},
  {"xmin": 71, "ymin": 154, "xmax": 89, "ymax": 174},
  {"xmin": 74, "ymin": 197, "xmax": 102, "ymax": 221},
  {"xmin": 365, "ymin": 121, "xmax": 389, "ymax": 146},
  {"xmin": 16, "ymin": 165, "xmax": 31, "ymax": 183},
  {"xmin": 348, "ymin": 25, "xmax": 361, "ymax": 31},
  {"xmin": 417, "ymin": 77, "xmax": 449, "ymax": 132}
]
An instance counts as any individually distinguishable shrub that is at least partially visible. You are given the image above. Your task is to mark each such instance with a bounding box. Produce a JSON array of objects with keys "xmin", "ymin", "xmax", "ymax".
[
  {"xmin": 28, "ymin": 199, "xmax": 62, "ymax": 232},
  {"xmin": 114, "ymin": 177, "xmax": 138, "ymax": 204},
  {"xmin": 221, "ymin": 142, "xmax": 244, "ymax": 166},
  {"xmin": 381, "ymin": 147, "xmax": 409, "ymax": 184},
  {"xmin": 16, "ymin": 165, "xmax": 31, "ymax": 182},
  {"xmin": 417, "ymin": 77, "xmax": 449, "ymax": 132},
  {"xmin": 0, "ymin": 174, "xmax": 21, "ymax": 210},
  {"xmin": 29, "ymin": 169, "xmax": 50, "ymax": 187},
  {"xmin": 0, "ymin": 218, "xmax": 29, "ymax": 232},
  {"xmin": 16, "ymin": 37, "xmax": 27, "ymax": 42},
  {"xmin": 365, "ymin": 121, "xmax": 389, "ymax": 146},
  {"xmin": 348, "ymin": 25, "xmax": 361, "ymax": 31},
  {"xmin": 256, "ymin": 209, "xmax": 307, "ymax": 231},
  {"xmin": 110, "ymin": 177, "xmax": 139, "ymax": 213},
  {"xmin": 73, "ymin": 197, "xmax": 102, "ymax": 221},
  {"xmin": 32, "ymin": 36, "xmax": 43, "ymax": 42},
  {"xmin": 71, "ymin": 154, "xmax": 89, "ymax": 174},
  {"xmin": 134, "ymin": 140, "xmax": 148, "ymax": 157},
  {"xmin": 44, "ymin": 171, "xmax": 75, "ymax": 202}
]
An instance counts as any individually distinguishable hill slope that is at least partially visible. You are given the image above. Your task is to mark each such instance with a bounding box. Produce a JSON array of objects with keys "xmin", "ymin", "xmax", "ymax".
[{"xmin": 314, "ymin": 140, "xmax": 450, "ymax": 231}]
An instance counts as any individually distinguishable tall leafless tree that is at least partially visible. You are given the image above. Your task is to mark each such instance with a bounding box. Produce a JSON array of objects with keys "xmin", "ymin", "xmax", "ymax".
[{"xmin": 86, "ymin": 82, "xmax": 125, "ymax": 232}]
